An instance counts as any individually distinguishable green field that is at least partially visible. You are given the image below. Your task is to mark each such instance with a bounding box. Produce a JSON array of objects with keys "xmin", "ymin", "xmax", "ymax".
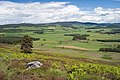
[{"xmin": 2, "ymin": 26, "xmax": 120, "ymax": 60}]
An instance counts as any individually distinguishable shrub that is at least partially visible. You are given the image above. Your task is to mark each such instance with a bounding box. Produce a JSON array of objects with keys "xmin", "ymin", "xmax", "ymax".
[{"xmin": 102, "ymin": 55, "xmax": 112, "ymax": 60}]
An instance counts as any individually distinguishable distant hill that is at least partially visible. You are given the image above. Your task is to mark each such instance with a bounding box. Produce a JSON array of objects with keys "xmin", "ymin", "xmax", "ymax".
[
  {"xmin": 0, "ymin": 21, "xmax": 120, "ymax": 28},
  {"xmin": 48, "ymin": 21, "xmax": 120, "ymax": 27},
  {"xmin": 49, "ymin": 21, "xmax": 98, "ymax": 25}
]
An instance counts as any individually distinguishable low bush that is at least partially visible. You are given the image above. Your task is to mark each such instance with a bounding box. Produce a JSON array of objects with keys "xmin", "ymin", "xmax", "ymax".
[{"xmin": 102, "ymin": 54, "xmax": 112, "ymax": 60}]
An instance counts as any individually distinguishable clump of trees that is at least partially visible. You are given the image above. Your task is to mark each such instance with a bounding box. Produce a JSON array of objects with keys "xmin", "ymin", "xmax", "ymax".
[
  {"xmin": 0, "ymin": 29, "xmax": 24, "ymax": 33},
  {"xmin": 87, "ymin": 30, "xmax": 92, "ymax": 32},
  {"xmin": 72, "ymin": 35, "xmax": 87, "ymax": 40},
  {"xmin": 64, "ymin": 34, "xmax": 89, "ymax": 41},
  {"xmin": 21, "ymin": 35, "xmax": 33, "ymax": 53},
  {"xmin": 0, "ymin": 36, "xmax": 40, "ymax": 44},
  {"xmin": 0, "ymin": 36, "xmax": 22, "ymax": 44},
  {"xmin": 33, "ymin": 30, "xmax": 44, "ymax": 34},
  {"xmin": 85, "ymin": 27, "xmax": 99, "ymax": 29},
  {"xmin": 99, "ymin": 45, "xmax": 120, "ymax": 53},
  {"xmin": 64, "ymin": 34, "xmax": 90, "ymax": 40}
]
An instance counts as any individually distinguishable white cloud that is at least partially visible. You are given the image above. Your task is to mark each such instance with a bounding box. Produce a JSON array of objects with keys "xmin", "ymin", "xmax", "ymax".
[
  {"xmin": 115, "ymin": 0, "xmax": 120, "ymax": 1},
  {"xmin": 0, "ymin": 1, "xmax": 120, "ymax": 24}
]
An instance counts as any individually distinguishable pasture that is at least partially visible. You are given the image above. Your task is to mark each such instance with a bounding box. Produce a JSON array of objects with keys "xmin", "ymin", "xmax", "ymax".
[{"xmin": 1, "ymin": 26, "xmax": 120, "ymax": 61}]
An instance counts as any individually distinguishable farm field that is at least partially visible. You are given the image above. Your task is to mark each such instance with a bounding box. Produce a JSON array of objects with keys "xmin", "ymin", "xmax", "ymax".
[{"xmin": 1, "ymin": 26, "xmax": 120, "ymax": 60}]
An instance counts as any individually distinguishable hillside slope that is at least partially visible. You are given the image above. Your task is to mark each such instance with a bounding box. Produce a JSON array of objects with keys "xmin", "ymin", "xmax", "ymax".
[{"xmin": 0, "ymin": 44, "xmax": 120, "ymax": 80}]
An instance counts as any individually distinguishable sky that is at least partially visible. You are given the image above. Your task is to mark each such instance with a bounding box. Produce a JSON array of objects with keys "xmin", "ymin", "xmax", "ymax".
[{"xmin": 0, "ymin": 0, "xmax": 120, "ymax": 24}]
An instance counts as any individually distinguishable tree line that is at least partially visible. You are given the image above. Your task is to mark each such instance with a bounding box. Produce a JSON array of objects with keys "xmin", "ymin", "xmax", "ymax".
[
  {"xmin": 0, "ymin": 36, "xmax": 39, "ymax": 44},
  {"xmin": 99, "ymin": 45, "xmax": 120, "ymax": 53},
  {"xmin": 97, "ymin": 39, "xmax": 120, "ymax": 42}
]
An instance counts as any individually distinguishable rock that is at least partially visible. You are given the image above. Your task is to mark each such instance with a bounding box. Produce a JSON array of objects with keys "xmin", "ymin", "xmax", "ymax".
[{"xmin": 26, "ymin": 61, "xmax": 43, "ymax": 69}]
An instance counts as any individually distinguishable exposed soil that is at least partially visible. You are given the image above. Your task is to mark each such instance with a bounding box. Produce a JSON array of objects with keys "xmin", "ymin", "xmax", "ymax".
[
  {"xmin": 55, "ymin": 46, "xmax": 90, "ymax": 51},
  {"xmin": 0, "ymin": 71, "xmax": 5, "ymax": 80}
]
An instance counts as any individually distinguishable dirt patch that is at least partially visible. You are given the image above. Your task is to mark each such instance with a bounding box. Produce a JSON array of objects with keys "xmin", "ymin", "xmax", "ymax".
[
  {"xmin": 0, "ymin": 43, "xmax": 12, "ymax": 49},
  {"xmin": 0, "ymin": 71, "xmax": 5, "ymax": 80},
  {"xmin": 11, "ymin": 71, "xmax": 43, "ymax": 80},
  {"xmin": 45, "ymin": 75, "xmax": 66, "ymax": 80},
  {"xmin": 55, "ymin": 46, "xmax": 90, "ymax": 51}
]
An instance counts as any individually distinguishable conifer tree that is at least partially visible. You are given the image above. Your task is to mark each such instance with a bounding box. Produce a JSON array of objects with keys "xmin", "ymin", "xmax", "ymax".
[{"xmin": 21, "ymin": 35, "xmax": 33, "ymax": 53}]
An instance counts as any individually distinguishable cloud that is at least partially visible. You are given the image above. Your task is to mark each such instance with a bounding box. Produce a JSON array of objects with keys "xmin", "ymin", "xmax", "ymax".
[
  {"xmin": 0, "ymin": 1, "xmax": 120, "ymax": 24},
  {"xmin": 115, "ymin": 0, "xmax": 120, "ymax": 1}
]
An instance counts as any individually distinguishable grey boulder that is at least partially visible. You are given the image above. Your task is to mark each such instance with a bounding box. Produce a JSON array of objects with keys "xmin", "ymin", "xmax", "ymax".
[{"xmin": 26, "ymin": 61, "xmax": 43, "ymax": 69}]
